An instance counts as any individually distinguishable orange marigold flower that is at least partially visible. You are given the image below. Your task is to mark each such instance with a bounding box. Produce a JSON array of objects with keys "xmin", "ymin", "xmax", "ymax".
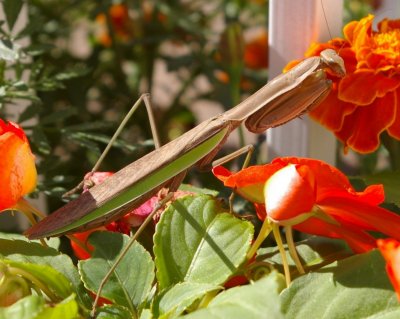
[
  {"xmin": 377, "ymin": 238, "xmax": 400, "ymax": 301},
  {"xmin": 213, "ymin": 157, "xmax": 400, "ymax": 253},
  {"xmin": 284, "ymin": 15, "xmax": 400, "ymax": 153},
  {"xmin": 0, "ymin": 119, "xmax": 37, "ymax": 211},
  {"xmin": 95, "ymin": 4, "xmax": 133, "ymax": 47},
  {"xmin": 244, "ymin": 29, "xmax": 268, "ymax": 70}
]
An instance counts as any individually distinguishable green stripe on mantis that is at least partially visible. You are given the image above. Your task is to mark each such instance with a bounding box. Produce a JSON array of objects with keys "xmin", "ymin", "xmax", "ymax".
[{"xmin": 46, "ymin": 127, "xmax": 229, "ymax": 236}]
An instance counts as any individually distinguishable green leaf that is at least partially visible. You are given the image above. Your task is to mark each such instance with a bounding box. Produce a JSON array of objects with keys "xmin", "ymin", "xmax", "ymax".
[
  {"xmin": 35, "ymin": 294, "xmax": 79, "ymax": 319},
  {"xmin": 178, "ymin": 184, "xmax": 219, "ymax": 196},
  {"xmin": 54, "ymin": 66, "xmax": 90, "ymax": 81},
  {"xmin": 281, "ymin": 250, "xmax": 400, "ymax": 318},
  {"xmin": 40, "ymin": 108, "xmax": 77, "ymax": 125},
  {"xmin": 179, "ymin": 272, "xmax": 285, "ymax": 319},
  {"xmin": 79, "ymin": 231, "xmax": 155, "ymax": 314},
  {"xmin": 96, "ymin": 305, "xmax": 132, "ymax": 319},
  {"xmin": 0, "ymin": 295, "xmax": 44, "ymax": 319},
  {"xmin": 154, "ymin": 282, "xmax": 220, "ymax": 318},
  {"xmin": 3, "ymin": 259, "xmax": 73, "ymax": 299},
  {"xmin": 0, "ymin": 39, "xmax": 19, "ymax": 61},
  {"xmin": 64, "ymin": 131, "xmax": 100, "ymax": 155},
  {"xmin": 0, "ymin": 232, "xmax": 60, "ymax": 250},
  {"xmin": 2, "ymin": 0, "xmax": 23, "ymax": 31},
  {"xmin": 0, "ymin": 238, "xmax": 91, "ymax": 308},
  {"xmin": 362, "ymin": 171, "xmax": 400, "ymax": 206},
  {"xmin": 257, "ymin": 236, "xmax": 351, "ymax": 272},
  {"xmin": 32, "ymin": 126, "xmax": 51, "ymax": 155},
  {"xmin": 154, "ymin": 195, "xmax": 254, "ymax": 290}
]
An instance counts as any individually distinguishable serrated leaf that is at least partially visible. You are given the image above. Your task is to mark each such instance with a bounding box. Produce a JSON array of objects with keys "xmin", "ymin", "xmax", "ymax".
[
  {"xmin": 281, "ymin": 250, "xmax": 400, "ymax": 318},
  {"xmin": 178, "ymin": 184, "xmax": 219, "ymax": 196},
  {"xmin": 179, "ymin": 272, "xmax": 285, "ymax": 319},
  {"xmin": 154, "ymin": 282, "xmax": 220, "ymax": 318},
  {"xmin": 3, "ymin": 259, "xmax": 73, "ymax": 299},
  {"xmin": 79, "ymin": 231, "xmax": 155, "ymax": 314},
  {"xmin": 154, "ymin": 195, "xmax": 254, "ymax": 290},
  {"xmin": 0, "ymin": 232, "xmax": 59, "ymax": 250},
  {"xmin": 0, "ymin": 39, "xmax": 20, "ymax": 61},
  {"xmin": 2, "ymin": 0, "xmax": 23, "ymax": 31},
  {"xmin": 0, "ymin": 238, "xmax": 91, "ymax": 308},
  {"xmin": 35, "ymin": 294, "xmax": 79, "ymax": 319},
  {"xmin": 96, "ymin": 305, "xmax": 132, "ymax": 319},
  {"xmin": 0, "ymin": 295, "xmax": 44, "ymax": 319},
  {"xmin": 362, "ymin": 171, "xmax": 400, "ymax": 206}
]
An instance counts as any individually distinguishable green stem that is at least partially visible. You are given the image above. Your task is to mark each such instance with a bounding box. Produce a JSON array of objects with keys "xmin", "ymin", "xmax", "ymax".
[
  {"xmin": 285, "ymin": 226, "xmax": 305, "ymax": 275},
  {"xmin": 272, "ymin": 224, "xmax": 291, "ymax": 287},
  {"xmin": 381, "ymin": 132, "xmax": 400, "ymax": 170},
  {"xmin": 247, "ymin": 218, "xmax": 272, "ymax": 260}
]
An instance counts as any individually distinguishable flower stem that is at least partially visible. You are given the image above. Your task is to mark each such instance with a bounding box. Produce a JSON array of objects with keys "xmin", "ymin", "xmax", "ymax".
[
  {"xmin": 246, "ymin": 218, "xmax": 272, "ymax": 260},
  {"xmin": 272, "ymin": 224, "xmax": 291, "ymax": 287},
  {"xmin": 381, "ymin": 132, "xmax": 400, "ymax": 170},
  {"xmin": 285, "ymin": 226, "xmax": 305, "ymax": 275}
]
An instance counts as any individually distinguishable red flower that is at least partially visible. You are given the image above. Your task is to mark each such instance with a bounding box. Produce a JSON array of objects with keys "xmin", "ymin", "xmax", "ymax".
[
  {"xmin": 377, "ymin": 238, "xmax": 400, "ymax": 301},
  {"xmin": 0, "ymin": 119, "xmax": 37, "ymax": 211},
  {"xmin": 284, "ymin": 15, "xmax": 400, "ymax": 153},
  {"xmin": 213, "ymin": 157, "xmax": 400, "ymax": 253}
]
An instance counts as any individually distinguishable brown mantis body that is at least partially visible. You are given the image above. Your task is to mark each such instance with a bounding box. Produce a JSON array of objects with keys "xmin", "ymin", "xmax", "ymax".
[{"xmin": 26, "ymin": 48, "xmax": 345, "ymax": 239}]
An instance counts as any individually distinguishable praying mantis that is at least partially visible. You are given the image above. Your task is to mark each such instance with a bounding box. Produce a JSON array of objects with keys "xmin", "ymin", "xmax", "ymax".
[
  {"xmin": 25, "ymin": 48, "xmax": 346, "ymax": 317},
  {"xmin": 25, "ymin": 48, "xmax": 345, "ymax": 240}
]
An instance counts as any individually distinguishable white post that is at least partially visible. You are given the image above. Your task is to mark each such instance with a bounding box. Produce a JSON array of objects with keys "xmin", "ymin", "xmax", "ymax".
[
  {"xmin": 374, "ymin": 0, "xmax": 400, "ymax": 22},
  {"xmin": 267, "ymin": 0, "xmax": 343, "ymax": 164}
]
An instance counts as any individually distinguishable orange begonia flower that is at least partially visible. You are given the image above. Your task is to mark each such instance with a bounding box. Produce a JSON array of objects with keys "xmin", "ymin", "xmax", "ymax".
[
  {"xmin": 284, "ymin": 15, "xmax": 400, "ymax": 153},
  {"xmin": 377, "ymin": 238, "xmax": 400, "ymax": 301},
  {"xmin": 0, "ymin": 119, "xmax": 37, "ymax": 211},
  {"xmin": 213, "ymin": 157, "xmax": 400, "ymax": 253}
]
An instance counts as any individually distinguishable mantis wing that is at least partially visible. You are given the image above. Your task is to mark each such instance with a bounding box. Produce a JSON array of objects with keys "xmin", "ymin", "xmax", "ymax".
[{"xmin": 26, "ymin": 121, "xmax": 231, "ymax": 239}]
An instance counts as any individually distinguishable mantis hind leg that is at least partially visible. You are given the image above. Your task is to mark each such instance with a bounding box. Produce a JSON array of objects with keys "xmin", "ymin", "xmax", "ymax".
[
  {"xmin": 210, "ymin": 144, "xmax": 254, "ymax": 214},
  {"xmin": 63, "ymin": 94, "xmax": 161, "ymax": 197}
]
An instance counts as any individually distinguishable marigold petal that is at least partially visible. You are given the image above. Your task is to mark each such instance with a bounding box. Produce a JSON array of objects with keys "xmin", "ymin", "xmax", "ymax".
[
  {"xmin": 310, "ymin": 83, "xmax": 357, "ymax": 131},
  {"xmin": 0, "ymin": 125, "xmax": 37, "ymax": 211},
  {"xmin": 336, "ymin": 92, "xmax": 396, "ymax": 153},
  {"xmin": 339, "ymin": 70, "xmax": 400, "ymax": 105},
  {"xmin": 377, "ymin": 238, "xmax": 400, "ymax": 301},
  {"xmin": 344, "ymin": 15, "xmax": 374, "ymax": 56},
  {"xmin": 388, "ymin": 89, "xmax": 400, "ymax": 139}
]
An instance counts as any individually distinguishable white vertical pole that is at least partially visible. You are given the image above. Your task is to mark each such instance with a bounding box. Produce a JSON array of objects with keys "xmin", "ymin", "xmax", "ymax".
[
  {"xmin": 267, "ymin": 0, "xmax": 343, "ymax": 164},
  {"xmin": 374, "ymin": 0, "xmax": 400, "ymax": 22}
]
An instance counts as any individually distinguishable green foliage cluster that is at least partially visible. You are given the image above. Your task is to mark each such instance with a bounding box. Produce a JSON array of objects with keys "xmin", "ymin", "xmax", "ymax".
[
  {"xmin": 1, "ymin": 195, "xmax": 399, "ymax": 318},
  {"xmin": 0, "ymin": 0, "xmax": 268, "ymax": 212}
]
